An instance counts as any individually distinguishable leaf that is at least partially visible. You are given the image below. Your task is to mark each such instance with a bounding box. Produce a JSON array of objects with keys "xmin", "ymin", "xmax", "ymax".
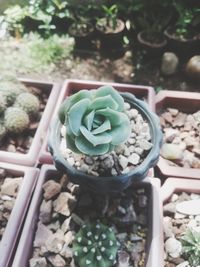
[
  {"xmin": 59, "ymin": 98, "xmax": 71, "ymax": 124},
  {"xmin": 89, "ymin": 95, "xmax": 118, "ymax": 110},
  {"xmin": 68, "ymin": 98, "xmax": 90, "ymax": 136},
  {"xmin": 66, "ymin": 134, "xmax": 81, "ymax": 154},
  {"xmin": 92, "ymin": 119, "xmax": 111, "ymax": 134},
  {"xmin": 75, "ymin": 135, "xmax": 110, "ymax": 156},
  {"xmin": 109, "ymin": 117, "xmax": 131, "ymax": 145},
  {"xmin": 96, "ymin": 108, "xmax": 129, "ymax": 126},
  {"xmin": 80, "ymin": 126, "xmax": 112, "ymax": 146},
  {"xmin": 83, "ymin": 110, "xmax": 95, "ymax": 131},
  {"xmin": 93, "ymin": 85, "xmax": 124, "ymax": 111}
]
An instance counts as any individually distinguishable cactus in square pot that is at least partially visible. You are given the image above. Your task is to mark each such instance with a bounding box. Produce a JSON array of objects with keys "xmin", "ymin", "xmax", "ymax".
[{"xmin": 48, "ymin": 85, "xmax": 162, "ymax": 193}]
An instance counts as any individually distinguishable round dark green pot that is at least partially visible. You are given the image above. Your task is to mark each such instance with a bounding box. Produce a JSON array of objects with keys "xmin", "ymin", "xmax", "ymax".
[{"xmin": 48, "ymin": 92, "xmax": 162, "ymax": 193}]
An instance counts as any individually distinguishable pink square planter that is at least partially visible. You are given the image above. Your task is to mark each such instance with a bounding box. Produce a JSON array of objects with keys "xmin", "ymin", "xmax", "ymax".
[
  {"xmin": 0, "ymin": 162, "xmax": 39, "ymax": 267},
  {"xmin": 161, "ymin": 177, "xmax": 200, "ymax": 203},
  {"xmin": 0, "ymin": 78, "xmax": 60, "ymax": 167},
  {"xmin": 12, "ymin": 164, "xmax": 163, "ymax": 267},
  {"xmin": 155, "ymin": 90, "xmax": 200, "ymax": 180},
  {"xmin": 39, "ymin": 79, "xmax": 155, "ymax": 164}
]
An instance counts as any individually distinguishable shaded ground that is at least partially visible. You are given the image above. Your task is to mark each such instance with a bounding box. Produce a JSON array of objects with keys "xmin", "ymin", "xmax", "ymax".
[{"xmin": 0, "ymin": 36, "xmax": 199, "ymax": 92}]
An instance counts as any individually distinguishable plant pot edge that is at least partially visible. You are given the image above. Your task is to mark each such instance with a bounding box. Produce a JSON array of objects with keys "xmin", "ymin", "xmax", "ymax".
[{"xmin": 0, "ymin": 162, "xmax": 39, "ymax": 267}]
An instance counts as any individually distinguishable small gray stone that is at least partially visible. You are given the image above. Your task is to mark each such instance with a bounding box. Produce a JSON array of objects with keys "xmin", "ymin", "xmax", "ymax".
[
  {"xmin": 176, "ymin": 199, "xmax": 200, "ymax": 215},
  {"xmin": 39, "ymin": 199, "xmax": 52, "ymax": 224},
  {"xmin": 47, "ymin": 254, "xmax": 66, "ymax": 267},
  {"xmin": 34, "ymin": 222, "xmax": 53, "ymax": 247},
  {"xmin": 164, "ymin": 202, "xmax": 176, "ymax": 214},
  {"xmin": 160, "ymin": 143, "xmax": 183, "ymax": 161},
  {"xmin": 29, "ymin": 257, "xmax": 47, "ymax": 267},
  {"xmin": 176, "ymin": 261, "xmax": 190, "ymax": 267},
  {"xmin": 117, "ymin": 250, "xmax": 130, "ymax": 267},
  {"xmin": 118, "ymin": 155, "xmax": 128, "ymax": 169},
  {"xmin": 163, "ymin": 216, "xmax": 174, "ymax": 238},
  {"xmin": 128, "ymin": 153, "xmax": 140, "ymax": 165},
  {"xmin": 45, "ymin": 232, "xmax": 65, "ymax": 253},
  {"xmin": 1, "ymin": 177, "xmax": 23, "ymax": 197},
  {"xmin": 165, "ymin": 237, "xmax": 182, "ymax": 258},
  {"xmin": 53, "ymin": 192, "xmax": 77, "ymax": 217},
  {"xmin": 161, "ymin": 52, "xmax": 179, "ymax": 75},
  {"xmin": 43, "ymin": 180, "xmax": 61, "ymax": 200}
]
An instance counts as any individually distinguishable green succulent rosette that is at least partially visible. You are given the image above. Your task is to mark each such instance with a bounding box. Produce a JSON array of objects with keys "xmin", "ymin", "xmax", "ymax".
[{"xmin": 59, "ymin": 85, "xmax": 131, "ymax": 156}]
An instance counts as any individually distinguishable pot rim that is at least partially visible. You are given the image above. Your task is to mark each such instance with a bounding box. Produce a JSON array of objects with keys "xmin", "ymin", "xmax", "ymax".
[
  {"xmin": 137, "ymin": 31, "xmax": 167, "ymax": 48},
  {"xmin": 164, "ymin": 27, "xmax": 200, "ymax": 43},
  {"xmin": 96, "ymin": 18, "xmax": 125, "ymax": 34}
]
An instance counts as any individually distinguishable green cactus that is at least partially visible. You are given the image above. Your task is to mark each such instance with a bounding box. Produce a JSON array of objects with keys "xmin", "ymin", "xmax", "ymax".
[
  {"xmin": 0, "ymin": 92, "xmax": 7, "ymax": 114},
  {"xmin": 59, "ymin": 85, "xmax": 131, "ymax": 156},
  {"xmin": 72, "ymin": 222, "xmax": 119, "ymax": 267},
  {"xmin": 181, "ymin": 228, "xmax": 200, "ymax": 266},
  {"xmin": 4, "ymin": 107, "xmax": 30, "ymax": 134},
  {"xmin": 14, "ymin": 92, "xmax": 40, "ymax": 118},
  {"xmin": 0, "ymin": 81, "xmax": 26, "ymax": 106},
  {"xmin": 0, "ymin": 119, "xmax": 6, "ymax": 143}
]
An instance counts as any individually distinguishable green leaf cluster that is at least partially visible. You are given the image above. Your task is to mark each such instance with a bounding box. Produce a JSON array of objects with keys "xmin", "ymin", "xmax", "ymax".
[
  {"xmin": 181, "ymin": 228, "xmax": 200, "ymax": 266},
  {"xmin": 59, "ymin": 85, "xmax": 131, "ymax": 156}
]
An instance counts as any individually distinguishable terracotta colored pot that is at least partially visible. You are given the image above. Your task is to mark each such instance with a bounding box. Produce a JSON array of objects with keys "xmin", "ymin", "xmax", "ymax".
[
  {"xmin": 164, "ymin": 27, "xmax": 200, "ymax": 59},
  {"xmin": 0, "ymin": 162, "xmax": 39, "ymax": 267},
  {"xmin": 137, "ymin": 31, "xmax": 167, "ymax": 57},
  {"xmin": 0, "ymin": 78, "xmax": 60, "ymax": 166},
  {"xmin": 39, "ymin": 79, "xmax": 156, "ymax": 165},
  {"xmin": 48, "ymin": 89, "xmax": 162, "ymax": 192},
  {"xmin": 12, "ymin": 164, "xmax": 163, "ymax": 267},
  {"xmin": 156, "ymin": 90, "xmax": 200, "ymax": 180}
]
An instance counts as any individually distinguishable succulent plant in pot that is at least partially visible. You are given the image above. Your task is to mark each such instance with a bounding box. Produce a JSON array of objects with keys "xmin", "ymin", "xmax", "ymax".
[{"xmin": 48, "ymin": 84, "xmax": 162, "ymax": 193}]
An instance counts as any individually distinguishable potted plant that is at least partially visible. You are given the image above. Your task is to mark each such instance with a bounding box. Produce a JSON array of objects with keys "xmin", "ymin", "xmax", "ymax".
[
  {"xmin": 39, "ymin": 79, "xmax": 156, "ymax": 165},
  {"xmin": 155, "ymin": 90, "xmax": 200, "ymax": 180},
  {"xmin": 95, "ymin": 4, "xmax": 126, "ymax": 57},
  {"xmin": 68, "ymin": 5, "xmax": 96, "ymax": 50},
  {"xmin": 48, "ymin": 80, "xmax": 162, "ymax": 193},
  {"xmin": 0, "ymin": 162, "xmax": 39, "ymax": 267},
  {"xmin": 0, "ymin": 75, "xmax": 60, "ymax": 166},
  {"xmin": 12, "ymin": 164, "xmax": 163, "ymax": 267},
  {"xmin": 135, "ymin": 3, "xmax": 172, "ymax": 57},
  {"xmin": 164, "ymin": 4, "xmax": 200, "ymax": 58},
  {"xmin": 161, "ymin": 177, "xmax": 200, "ymax": 266}
]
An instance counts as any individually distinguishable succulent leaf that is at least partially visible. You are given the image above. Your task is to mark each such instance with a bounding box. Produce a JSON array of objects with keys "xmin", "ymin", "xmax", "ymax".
[
  {"xmin": 92, "ymin": 119, "xmax": 111, "ymax": 135},
  {"xmin": 83, "ymin": 110, "xmax": 95, "ymax": 131},
  {"xmin": 181, "ymin": 228, "xmax": 200, "ymax": 266},
  {"xmin": 93, "ymin": 85, "xmax": 124, "ymax": 111},
  {"xmin": 68, "ymin": 98, "xmax": 91, "ymax": 136},
  {"xmin": 75, "ymin": 136, "xmax": 110, "ymax": 156},
  {"xmin": 73, "ymin": 222, "xmax": 119, "ymax": 267},
  {"xmin": 90, "ymin": 95, "xmax": 118, "ymax": 110},
  {"xmin": 96, "ymin": 108, "xmax": 128, "ymax": 126},
  {"xmin": 59, "ymin": 86, "xmax": 131, "ymax": 156},
  {"xmin": 80, "ymin": 126, "xmax": 112, "ymax": 146},
  {"xmin": 109, "ymin": 118, "xmax": 131, "ymax": 145}
]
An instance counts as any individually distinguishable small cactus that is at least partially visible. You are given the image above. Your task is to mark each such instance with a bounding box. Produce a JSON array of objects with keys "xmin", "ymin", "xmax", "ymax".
[
  {"xmin": 0, "ymin": 81, "xmax": 26, "ymax": 106},
  {"xmin": 0, "ymin": 92, "xmax": 7, "ymax": 114},
  {"xmin": 72, "ymin": 222, "xmax": 119, "ymax": 267},
  {"xmin": 59, "ymin": 85, "xmax": 131, "ymax": 156},
  {"xmin": 4, "ymin": 107, "xmax": 30, "ymax": 134},
  {"xmin": 14, "ymin": 92, "xmax": 40, "ymax": 118},
  {"xmin": 181, "ymin": 228, "xmax": 200, "ymax": 266}
]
